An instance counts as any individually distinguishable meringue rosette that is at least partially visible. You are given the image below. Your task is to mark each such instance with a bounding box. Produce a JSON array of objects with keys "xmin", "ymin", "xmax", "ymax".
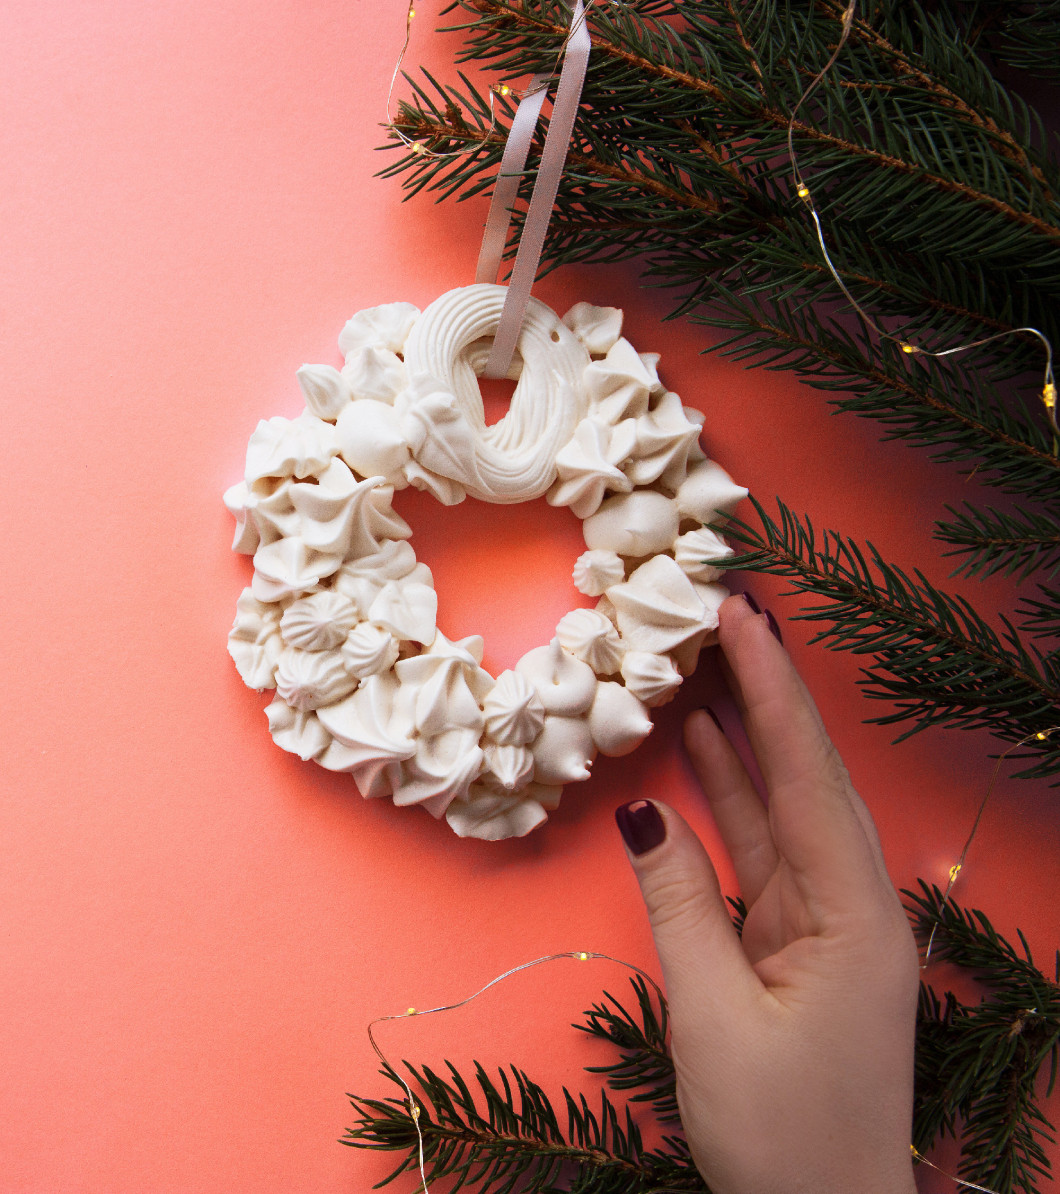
[{"xmin": 226, "ymin": 284, "xmax": 746, "ymax": 839}]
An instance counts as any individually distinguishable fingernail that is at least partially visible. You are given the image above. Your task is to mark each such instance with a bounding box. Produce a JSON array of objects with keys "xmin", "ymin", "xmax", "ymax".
[
  {"xmin": 765, "ymin": 609, "xmax": 783, "ymax": 643},
  {"xmin": 703, "ymin": 705, "xmax": 724, "ymax": 733},
  {"xmin": 615, "ymin": 800, "xmax": 666, "ymax": 856},
  {"xmin": 742, "ymin": 591, "xmax": 761, "ymax": 614}
]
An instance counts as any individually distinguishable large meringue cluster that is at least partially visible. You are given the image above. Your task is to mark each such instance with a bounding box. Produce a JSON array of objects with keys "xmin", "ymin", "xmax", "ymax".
[{"xmin": 225, "ymin": 284, "xmax": 747, "ymax": 840}]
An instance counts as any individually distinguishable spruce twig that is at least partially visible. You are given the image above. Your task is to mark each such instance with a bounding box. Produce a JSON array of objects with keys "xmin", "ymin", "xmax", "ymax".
[{"xmin": 721, "ymin": 497, "xmax": 1060, "ymax": 774}]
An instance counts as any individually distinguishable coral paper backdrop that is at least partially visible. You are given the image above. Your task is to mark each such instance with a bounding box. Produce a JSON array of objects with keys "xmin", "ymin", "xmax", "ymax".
[{"xmin": 0, "ymin": 3, "xmax": 1056, "ymax": 1192}]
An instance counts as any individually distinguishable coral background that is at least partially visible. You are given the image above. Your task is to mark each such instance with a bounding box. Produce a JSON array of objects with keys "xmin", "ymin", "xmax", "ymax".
[{"xmin": 1, "ymin": 3, "xmax": 1056, "ymax": 1190}]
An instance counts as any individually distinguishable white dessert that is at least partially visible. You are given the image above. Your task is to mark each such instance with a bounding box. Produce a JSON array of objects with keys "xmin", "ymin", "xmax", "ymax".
[
  {"xmin": 572, "ymin": 548, "xmax": 624, "ymax": 596},
  {"xmin": 226, "ymin": 288, "xmax": 747, "ymax": 839}
]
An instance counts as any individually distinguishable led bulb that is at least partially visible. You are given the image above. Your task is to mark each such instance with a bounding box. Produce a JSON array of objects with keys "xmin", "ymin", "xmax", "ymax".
[
  {"xmin": 1043, "ymin": 382, "xmax": 1056, "ymax": 409},
  {"xmin": 499, "ymin": 84, "xmax": 511, "ymax": 96},
  {"xmin": 406, "ymin": 1007, "xmax": 417, "ymax": 1015},
  {"xmin": 948, "ymin": 863, "xmax": 962, "ymax": 882},
  {"xmin": 796, "ymin": 184, "xmax": 810, "ymax": 199},
  {"xmin": 901, "ymin": 342, "xmax": 917, "ymax": 354},
  {"xmin": 577, "ymin": 951, "xmax": 590, "ymax": 961}
]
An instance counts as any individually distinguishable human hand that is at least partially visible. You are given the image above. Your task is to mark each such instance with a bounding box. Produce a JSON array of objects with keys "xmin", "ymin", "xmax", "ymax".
[{"xmin": 615, "ymin": 594, "xmax": 920, "ymax": 1194}]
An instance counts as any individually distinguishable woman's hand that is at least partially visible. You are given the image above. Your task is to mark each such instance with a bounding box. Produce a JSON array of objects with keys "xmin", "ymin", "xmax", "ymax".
[{"xmin": 616, "ymin": 594, "xmax": 920, "ymax": 1194}]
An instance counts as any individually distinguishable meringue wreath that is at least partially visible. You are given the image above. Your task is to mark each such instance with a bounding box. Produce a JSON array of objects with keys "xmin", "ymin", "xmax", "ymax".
[{"xmin": 225, "ymin": 285, "xmax": 747, "ymax": 840}]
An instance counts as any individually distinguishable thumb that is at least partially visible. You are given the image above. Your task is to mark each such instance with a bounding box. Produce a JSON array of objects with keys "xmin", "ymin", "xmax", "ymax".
[{"xmin": 616, "ymin": 800, "xmax": 761, "ymax": 1026}]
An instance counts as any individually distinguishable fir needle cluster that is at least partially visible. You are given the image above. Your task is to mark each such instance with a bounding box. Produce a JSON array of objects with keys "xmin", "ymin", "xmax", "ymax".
[
  {"xmin": 380, "ymin": 0, "xmax": 1060, "ymax": 780},
  {"xmin": 344, "ymin": 896, "xmax": 1060, "ymax": 1194}
]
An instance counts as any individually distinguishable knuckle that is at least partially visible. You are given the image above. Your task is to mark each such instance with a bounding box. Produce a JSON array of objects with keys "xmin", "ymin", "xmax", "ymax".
[{"xmin": 641, "ymin": 868, "xmax": 712, "ymax": 939}]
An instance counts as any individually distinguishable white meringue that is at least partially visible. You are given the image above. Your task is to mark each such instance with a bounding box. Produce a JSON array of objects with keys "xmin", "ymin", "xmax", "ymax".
[
  {"xmin": 338, "ymin": 301, "xmax": 420, "ymax": 357},
  {"xmin": 588, "ymin": 682, "xmax": 653, "ymax": 757},
  {"xmin": 297, "ymin": 363, "xmax": 351, "ymax": 422},
  {"xmin": 341, "ymin": 622, "xmax": 399, "ymax": 679},
  {"xmin": 546, "ymin": 416, "xmax": 635, "ymax": 518},
  {"xmin": 562, "ymin": 301, "xmax": 623, "ymax": 356},
  {"xmin": 572, "ymin": 548, "xmax": 625, "ymax": 597},
  {"xmin": 316, "ymin": 672, "xmax": 417, "ymax": 796},
  {"xmin": 625, "ymin": 391, "xmax": 701, "ymax": 488},
  {"xmin": 402, "ymin": 285, "xmax": 589, "ymax": 503},
  {"xmin": 482, "ymin": 670, "xmax": 546, "ymax": 746},
  {"xmin": 394, "ymin": 631, "xmax": 492, "ymax": 737},
  {"xmin": 516, "ymin": 638, "xmax": 598, "ymax": 716},
  {"xmin": 556, "ymin": 608, "xmax": 624, "ymax": 675},
  {"xmin": 228, "ymin": 589, "xmax": 283, "ymax": 690},
  {"xmin": 332, "ymin": 538, "xmax": 419, "ymax": 615},
  {"xmin": 582, "ymin": 491, "xmax": 680, "ymax": 557},
  {"xmin": 223, "ymin": 481, "xmax": 262, "ymax": 554},
  {"xmin": 251, "ymin": 537, "xmax": 342, "ymax": 603},
  {"xmin": 275, "ymin": 647, "xmax": 357, "ymax": 712},
  {"xmin": 583, "ymin": 338, "xmax": 654, "ymax": 423},
  {"xmin": 674, "ymin": 527, "xmax": 734, "ymax": 582},
  {"xmin": 483, "ymin": 743, "xmax": 535, "ymax": 791},
  {"xmin": 445, "ymin": 784, "xmax": 551, "ymax": 841},
  {"xmin": 608, "ymin": 555, "xmax": 719, "ymax": 656},
  {"xmin": 531, "ymin": 715, "xmax": 596, "ymax": 785},
  {"xmin": 280, "ymin": 591, "xmax": 358, "ymax": 652},
  {"xmin": 675, "ymin": 459, "xmax": 749, "ymax": 524},
  {"xmin": 335, "ymin": 398, "xmax": 411, "ymax": 484},
  {"xmin": 368, "ymin": 579, "xmax": 438, "ymax": 646},
  {"xmin": 620, "ymin": 650, "xmax": 682, "ymax": 707},
  {"xmin": 341, "ymin": 345, "xmax": 407, "ymax": 405},
  {"xmin": 394, "ymin": 727, "xmax": 485, "ymax": 814},
  {"xmin": 245, "ymin": 412, "xmax": 338, "ymax": 483},
  {"xmin": 265, "ymin": 696, "xmax": 331, "ymax": 761},
  {"xmin": 289, "ymin": 462, "xmax": 411, "ymax": 559}
]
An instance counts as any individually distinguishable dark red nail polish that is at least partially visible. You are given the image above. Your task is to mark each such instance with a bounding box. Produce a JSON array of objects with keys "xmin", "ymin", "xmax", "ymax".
[
  {"xmin": 703, "ymin": 705, "xmax": 724, "ymax": 733},
  {"xmin": 765, "ymin": 609, "xmax": 783, "ymax": 643},
  {"xmin": 615, "ymin": 800, "xmax": 666, "ymax": 856},
  {"xmin": 742, "ymin": 591, "xmax": 761, "ymax": 614}
]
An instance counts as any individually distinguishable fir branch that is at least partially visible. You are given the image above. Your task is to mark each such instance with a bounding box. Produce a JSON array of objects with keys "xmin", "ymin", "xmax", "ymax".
[
  {"xmin": 1019, "ymin": 584, "xmax": 1060, "ymax": 642},
  {"xmin": 576, "ymin": 977, "xmax": 679, "ymax": 1121},
  {"xmin": 907, "ymin": 882, "xmax": 1060, "ymax": 1193},
  {"xmin": 344, "ymin": 1056, "xmax": 708, "ymax": 1193},
  {"xmin": 936, "ymin": 504, "xmax": 1060, "ymax": 581},
  {"xmin": 721, "ymin": 497, "xmax": 1060, "ymax": 775}
]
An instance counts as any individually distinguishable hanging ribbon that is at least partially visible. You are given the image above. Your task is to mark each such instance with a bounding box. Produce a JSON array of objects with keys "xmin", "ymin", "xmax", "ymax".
[{"xmin": 477, "ymin": 0, "xmax": 592, "ymax": 379}]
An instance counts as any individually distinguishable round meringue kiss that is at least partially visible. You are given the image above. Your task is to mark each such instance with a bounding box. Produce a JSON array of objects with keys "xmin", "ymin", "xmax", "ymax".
[{"xmin": 516, "ymin": 638, "xmax": 598, "ymax": 717}]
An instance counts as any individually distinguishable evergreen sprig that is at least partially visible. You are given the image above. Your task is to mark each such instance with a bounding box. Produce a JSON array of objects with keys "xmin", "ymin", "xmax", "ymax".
[
  {"xmin": 346, "ymin": 890, "xmax": 1059, "ymax": 1194},
  {"xmin": 344, "ymin": 977, "xmax": 706, "ymax": 1193},
  {"xmin": 906, "ymin": 882, "xmax": 1060, "ymax": 1194},
  {"xmin": 575, "ymin": 976, "xmax": 679, "ymax": 1122},
  {"xmin": 382, "ymin": 0, "xmax": 1060, "ymax": 783},
  {"xmin": 721, "ymin": 496, "xmax": 1060, "ymax": 775}
]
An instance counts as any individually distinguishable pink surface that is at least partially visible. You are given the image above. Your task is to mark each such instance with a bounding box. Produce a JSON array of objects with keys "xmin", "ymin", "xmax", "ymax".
[{"xmin": 1, "ymin": 3, "xmax": 1057, "ymax": 1191}]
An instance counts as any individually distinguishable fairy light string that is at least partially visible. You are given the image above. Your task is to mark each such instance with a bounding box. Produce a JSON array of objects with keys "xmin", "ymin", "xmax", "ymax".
[
  {"xmin": 367, "ymin": 950, "xmax": 665, "ymax": 1194},
  {"xmin": 921, "ymin": 726, "xmax": 1057, "ymax": 965},
  {"xmin": 787, "ymin": 0, "xmax": 1058, "ymax": 449}
]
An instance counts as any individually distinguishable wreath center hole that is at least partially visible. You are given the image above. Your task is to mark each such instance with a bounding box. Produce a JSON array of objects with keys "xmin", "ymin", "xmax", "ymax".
[
  {"xmin": 390, "ymin": 488, "xmax": 592, "ymax": 676},
  {"xmin": 478, "ymin": 376, "xmax": 518, "ymax": 426}
]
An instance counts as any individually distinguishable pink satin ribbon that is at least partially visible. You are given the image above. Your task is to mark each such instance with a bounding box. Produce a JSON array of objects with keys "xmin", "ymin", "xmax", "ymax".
[{"xmin": 476, "ymin": 1, "xmax": 591, "ymax": 379}]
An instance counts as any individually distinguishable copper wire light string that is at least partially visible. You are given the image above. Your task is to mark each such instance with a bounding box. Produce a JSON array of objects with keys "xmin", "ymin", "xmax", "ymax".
[{"xmin": 786, "ymin": 0, "xmax": 1057, "ymax": 446}]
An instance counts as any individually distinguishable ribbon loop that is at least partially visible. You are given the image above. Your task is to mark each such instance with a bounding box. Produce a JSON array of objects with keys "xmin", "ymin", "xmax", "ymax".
[{"xmin": 478, "ymin": 1, "xmax": 592, "ymax": 379}]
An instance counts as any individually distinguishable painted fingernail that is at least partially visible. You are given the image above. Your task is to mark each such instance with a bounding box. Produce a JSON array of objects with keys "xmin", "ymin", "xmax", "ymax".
[
  {"xmin": 765, "ymin": 609, "xmax": 783, "ymax": 643},
  {"xmin": 742, "ymin": 591, "xmax": 761, "ymax": 614},
  {"xmin": 615, "ymin": 800, "xmax": 666, "ymax": 856},
  {"xmin": 703, "ymin": 705, "xmax": 724, "ymax": 733}
]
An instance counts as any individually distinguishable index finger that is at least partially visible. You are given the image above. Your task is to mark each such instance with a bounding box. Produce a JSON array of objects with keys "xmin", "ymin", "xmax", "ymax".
[{"xmin": 718, "ymin": 595, "xmax": 887, "ymax": 904}]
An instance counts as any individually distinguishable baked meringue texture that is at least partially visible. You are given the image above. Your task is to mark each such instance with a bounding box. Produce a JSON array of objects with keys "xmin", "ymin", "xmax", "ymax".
[{"xmin": 227, "ymin": 287, "xmax": 746, "ymax": 839}]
